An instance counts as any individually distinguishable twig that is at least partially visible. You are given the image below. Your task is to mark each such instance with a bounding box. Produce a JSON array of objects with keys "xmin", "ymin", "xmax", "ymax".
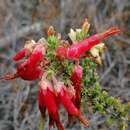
[{"xmin": 99, "ymin": 61, "xmax": 116, "ymax": 82}]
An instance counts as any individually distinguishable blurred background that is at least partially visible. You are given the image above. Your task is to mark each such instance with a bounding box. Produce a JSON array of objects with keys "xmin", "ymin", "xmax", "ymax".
[{"xmin": 0, "ymin": 0, "xmax": 130, "ymax": 130}]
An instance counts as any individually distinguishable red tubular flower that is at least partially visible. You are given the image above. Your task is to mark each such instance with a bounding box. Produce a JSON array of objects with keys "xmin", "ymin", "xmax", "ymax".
[
  {"xmin": 12, "ymin": 40, "xmax": 36, "ymax": 61},
  {"xmin": 67, "ymin": 64, "xmax": 83, "ymax": 125},
  {"xmin": 17, "ymin": 65, "xmax": 43, "ymax": 80},
  {"xmin": 12, "ymin": 48, "xmax": 29, "ymax": 61},
  {"xmin": 53, "ymin": 80, "xmax": 89, "ymax": 127},
  {"xmin": 15, "ymin": 43, "xmax": 45, "ymax": 80},
  {"xmin": 56, "ymin": 27, "xmax": 121, "ymax": 60},
  {"xmin": 38, "ymin": 79, "xmax": 64, "ymax": 130},
  {"xmin": 0, "ymin": 43, "xmax": 45, "ymax": 81},
  {"xmin": 70, "ymin": 64, "xmax": 83, "ymax": 109},
  {"xmin": 20, "ymin": 43, "xmax": 45, "ymax": 68},
  {"xmin": 0, "ymin": 65, "xmax": 43, "ymax": 81}
]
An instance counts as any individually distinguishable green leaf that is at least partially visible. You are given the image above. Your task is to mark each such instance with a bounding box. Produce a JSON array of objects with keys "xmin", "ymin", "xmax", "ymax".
[
  {"xmin": 106, "ymin": 97, "xmax": 114, "ymax": 106},
  {"xmin": 106, "ymin": 117, "xmax": 115, "ymax": 125}
]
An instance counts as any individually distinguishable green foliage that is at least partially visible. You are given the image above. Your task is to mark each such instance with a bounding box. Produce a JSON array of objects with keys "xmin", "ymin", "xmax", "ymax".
[
  {"xmin": 46, "ymin": 35, "xmax": 58, "ymax": 61},
  {"xmin": 76, "ymin": 30, "xmax": 89, "ymax": 41},
  {"xmin": 47, "ymin": 35, "xmax": 58, "ymax": 49},
  {"xmin": 81, "ymin": 57, "xmax": 97, "ymax": 87},
  {"xmin": 81, "ymin": 81, "xmax": 130, "ymax": 130},
  {"xmin": 45, "ymin": 35, "xmax": 75, "ymax": 85},
  {"xmin": 76, "ymin": 31, "xmax": 86, "ymax": 41}
]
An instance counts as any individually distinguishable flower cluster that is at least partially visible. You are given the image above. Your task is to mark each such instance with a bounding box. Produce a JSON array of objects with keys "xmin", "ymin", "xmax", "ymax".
[{"xmin": 1, "ymin": 19, "xmax": 129, "ymax": 130}]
